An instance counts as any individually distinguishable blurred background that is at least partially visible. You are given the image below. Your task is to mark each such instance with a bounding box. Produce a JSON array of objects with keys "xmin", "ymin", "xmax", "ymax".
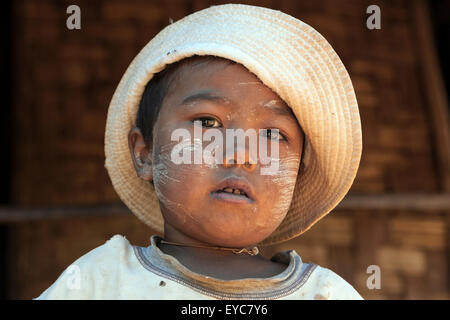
[{"xmin": 1, "ymin": 0, "xmax": 449, "ymax": 299}]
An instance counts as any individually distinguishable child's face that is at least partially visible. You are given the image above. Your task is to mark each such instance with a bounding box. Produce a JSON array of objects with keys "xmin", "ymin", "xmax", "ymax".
[{"xmin": 131, "ymin": 58, "xmax": 304, "ymax": 247}]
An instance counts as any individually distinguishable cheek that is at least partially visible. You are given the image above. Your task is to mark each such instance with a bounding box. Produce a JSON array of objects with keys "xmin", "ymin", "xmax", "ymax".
[
  {"xmin": 264, "ymin": 152, "xmax": 301, "ymax": 222},
  {"xmin": 151, "ymin": 139, "xmax": 213, "ymax": 222}
]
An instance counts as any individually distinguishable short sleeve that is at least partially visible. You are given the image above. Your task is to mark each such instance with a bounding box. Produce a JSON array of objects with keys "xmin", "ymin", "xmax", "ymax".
[{"xmin": 34, "ymin": 235, "xmax": 131, "ymax": 300}]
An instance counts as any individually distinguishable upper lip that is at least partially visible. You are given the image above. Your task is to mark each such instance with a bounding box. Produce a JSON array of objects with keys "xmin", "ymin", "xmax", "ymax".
[{"xmin": 211, "ymin": 176, "xmax": 256, "ymax": 201}]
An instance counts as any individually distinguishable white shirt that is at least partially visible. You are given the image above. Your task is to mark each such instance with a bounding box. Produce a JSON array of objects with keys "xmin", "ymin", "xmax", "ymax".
[{"xmin": 35, "ymin": 234, "xmax": 363, "ymax": 300}]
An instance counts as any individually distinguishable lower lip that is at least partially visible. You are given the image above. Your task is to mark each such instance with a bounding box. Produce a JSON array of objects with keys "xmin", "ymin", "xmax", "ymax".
[{"xmin": 210, "ymin": 191, "xmax": 254, "ymax": 204}]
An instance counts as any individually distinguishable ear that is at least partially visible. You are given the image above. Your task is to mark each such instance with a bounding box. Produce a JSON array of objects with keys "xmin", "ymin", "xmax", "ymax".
[{"xmin": 128, "ymin": 126, "xmax": 153, "ymax": 181}]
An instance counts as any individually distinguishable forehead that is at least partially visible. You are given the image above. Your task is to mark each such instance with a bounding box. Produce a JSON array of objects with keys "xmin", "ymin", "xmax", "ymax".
[{"xmin": 164, "ymin": 57, "xmax": 293, "ymax": 116}]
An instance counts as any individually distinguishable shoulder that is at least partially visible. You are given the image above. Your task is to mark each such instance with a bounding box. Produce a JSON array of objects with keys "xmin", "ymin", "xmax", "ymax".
[
  {"xmin": 64, "ymin": 234, "xmax": 133, "ymax": 277},
  {"xmin": 75, "ymin": 234, "xmax": 133, "ymax": 267},
  {"xmin": 35, "ymin": 235, "xmax": 134, "ymax": 300},
  {"xmin": 298, "ymin": 264, "xmax": 363, "ymax": 300}
]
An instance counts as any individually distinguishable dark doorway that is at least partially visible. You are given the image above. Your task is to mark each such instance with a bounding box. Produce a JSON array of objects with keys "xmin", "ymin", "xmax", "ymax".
[
  {"xmin": 0, "ymin": 0, "xmax": 13, "ymax": 300},
  {"xmin": 430, "ymin": 0, "xmax": 450, "ymax": 106}
]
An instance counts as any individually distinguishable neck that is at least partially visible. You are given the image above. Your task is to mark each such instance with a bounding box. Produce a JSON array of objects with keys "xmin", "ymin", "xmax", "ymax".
[
  {"xmin": 160, "ymin": 221, "xmax": 259, "ymax": 259},
  {"xmin": 157, "ymin": 221, "xmax": 287, "ymax": 281}
]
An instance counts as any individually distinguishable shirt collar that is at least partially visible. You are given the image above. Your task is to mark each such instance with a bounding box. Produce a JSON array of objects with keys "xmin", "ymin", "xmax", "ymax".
[{"xmin": 133, "ymin": 234, "xmax": 315, "ymax": 299}]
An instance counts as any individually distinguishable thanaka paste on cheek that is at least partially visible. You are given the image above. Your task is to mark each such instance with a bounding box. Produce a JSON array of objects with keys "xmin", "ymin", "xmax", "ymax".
[
  {"xmin": 152, "ymin": 138, "xmax": 217, "ymax": 226},
  {"xmin": 267, "ymin": 152, "xmax": 301, "ymax": 222},
  {"xmin": 152, "ymin": 142, "xmax": 189, "ymax": 223}
]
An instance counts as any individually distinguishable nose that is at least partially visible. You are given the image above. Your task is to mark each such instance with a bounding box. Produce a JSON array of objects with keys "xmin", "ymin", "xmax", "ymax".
[{"xmin": 223, "ymin": 141, "xmax": 257, "ymax": 172}]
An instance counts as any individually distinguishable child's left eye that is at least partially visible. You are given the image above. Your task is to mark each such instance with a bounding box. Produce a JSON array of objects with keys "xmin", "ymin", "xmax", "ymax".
[
  {"xmin": 263, "ymin": 129, "xmax": 286, "ymax": 141},
  {"xmin": 194, "ymin": 117, "xmax": 221, "ymax": 128}
]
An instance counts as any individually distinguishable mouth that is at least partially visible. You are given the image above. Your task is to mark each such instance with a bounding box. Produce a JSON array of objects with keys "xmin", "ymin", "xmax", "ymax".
[{"xmin": 210, "ymin": 177, "xmax": 255, "ymax": 204}]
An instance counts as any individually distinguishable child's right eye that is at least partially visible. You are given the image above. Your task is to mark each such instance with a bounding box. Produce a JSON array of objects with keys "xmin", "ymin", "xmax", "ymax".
[{"xmin": 193, "ymin": 117, "xmax": 221, "ymax": 128}]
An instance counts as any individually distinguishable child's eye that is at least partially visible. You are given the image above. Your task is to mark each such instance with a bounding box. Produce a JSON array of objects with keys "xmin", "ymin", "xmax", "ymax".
[
  {"xmin": 263, "ymin": 129, "xmax": 286, "ymax": 141},
  {"xmin": 194, "ymin": 117, "xmax": 222, "ymax": 128}
]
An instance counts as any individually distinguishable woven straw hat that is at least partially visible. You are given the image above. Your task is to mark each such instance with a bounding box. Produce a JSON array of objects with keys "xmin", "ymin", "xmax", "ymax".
[{"xmin": 104, "ymin": 4, "xmax": 362, "ymax": 246}]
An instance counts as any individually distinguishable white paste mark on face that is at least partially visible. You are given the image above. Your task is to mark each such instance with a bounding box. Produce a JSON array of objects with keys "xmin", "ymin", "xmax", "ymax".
[
  {"xmin": 267, "ymin": 153, "xmax": 301, "ymax": 223},
  {"xmin": 152, "ymin": 144, "xmax": 199, "ymax": 225},
  {"xmin": 261, "ymin": 99, "xmax": 282, "ymax": 108},
  {"xmin": 235, "ymin": 81, "xmax": 262, "ymax": 86}
]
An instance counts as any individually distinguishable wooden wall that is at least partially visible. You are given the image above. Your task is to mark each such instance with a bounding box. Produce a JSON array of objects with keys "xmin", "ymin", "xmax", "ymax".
[{"xmin": 4, "ymin": 0, "xmax": 450, "ymax": 299}]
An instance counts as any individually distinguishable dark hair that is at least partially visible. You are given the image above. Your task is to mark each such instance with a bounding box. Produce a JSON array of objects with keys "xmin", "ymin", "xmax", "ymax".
[{"xmin": 136, "ymin": 55, "xmax": 236, "ymax": 147}]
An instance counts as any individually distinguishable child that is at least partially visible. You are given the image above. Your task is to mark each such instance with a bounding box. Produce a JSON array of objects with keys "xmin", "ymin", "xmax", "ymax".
[{"xmin": 36, "ymin": 4, "xmax": 363, "ymax": 300}]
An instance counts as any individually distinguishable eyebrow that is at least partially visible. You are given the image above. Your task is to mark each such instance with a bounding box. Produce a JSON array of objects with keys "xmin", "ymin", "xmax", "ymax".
[
  {"xmin": 181, "ymin": 91, "xmax": 296, "ymax": 122},
  {"xmin": 265, "ymin": 105, "xmax": 294, "ymax": 118},
  {"xmin": 261, "ymin": 100, "xmax": 295, "ymax": 119},
  {"xmin": 181, "ymin": 90, "xmax": 230, "ymax": 106}
]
